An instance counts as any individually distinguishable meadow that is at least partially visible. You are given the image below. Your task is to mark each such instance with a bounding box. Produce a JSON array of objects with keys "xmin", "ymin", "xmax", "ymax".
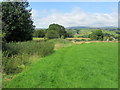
[{"xmin": 5, "ymin": 42, "xmax": 118, "ymax": 88}]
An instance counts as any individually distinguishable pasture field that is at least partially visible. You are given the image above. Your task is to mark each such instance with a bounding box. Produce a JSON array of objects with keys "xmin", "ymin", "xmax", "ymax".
[
  {"xmin": 33, "ymin": 37, "xmax": 45, "ymax": 41},
  {"xmin": 66, "ymin": 38, "xmax": 90, "ymax": 40},
  {"xmin": 6, "ymin": 42, "xmax": 118, "ymax": 88}
]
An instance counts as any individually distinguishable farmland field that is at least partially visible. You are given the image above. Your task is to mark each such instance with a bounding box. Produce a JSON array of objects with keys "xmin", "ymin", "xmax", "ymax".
[{"xmin": 5, "ymin": 42, "xmax": 118, "ymax": 88}]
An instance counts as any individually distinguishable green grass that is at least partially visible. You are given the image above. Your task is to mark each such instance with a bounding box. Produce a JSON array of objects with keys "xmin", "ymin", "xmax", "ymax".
[
  {"xmin": 6, "ymin": 42, "xmax": 118, "ymax": 88},
  {"xmin": 33, "ymin": 37, "xmax": 45, "ymax": 41}
]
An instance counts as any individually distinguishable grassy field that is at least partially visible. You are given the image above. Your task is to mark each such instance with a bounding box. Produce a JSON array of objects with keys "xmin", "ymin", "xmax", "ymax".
[
  {"xmin": 5, "ymin": 42, "xmax": 118, "ymax": 88},
  {"xmin": 66, "ymin": 38, "xmax": 90, "ymax": 40}
]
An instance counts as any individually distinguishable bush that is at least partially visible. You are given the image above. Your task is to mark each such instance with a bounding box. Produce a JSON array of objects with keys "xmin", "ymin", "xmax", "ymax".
[
  {"xmin": 33, "ymin": 30, "xmax": 46, "ymax": 38},
  {"xmin": 109, "ymin": 37, "xmax": 114, "ymax": 41},
  {"xmin": 2, "ymin": 41, "xmax": 54, "ymax": 74},
  {"xmin": 81, "ymin": 39, "xmax": 87, "ymax": 41},
  {"xmin": 90, "ymin": 30, "xmax": 104, "ymax": 41}
]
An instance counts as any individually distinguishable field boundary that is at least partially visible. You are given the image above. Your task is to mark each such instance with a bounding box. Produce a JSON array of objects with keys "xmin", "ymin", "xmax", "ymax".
[{"xmin": 73, "ymin": 41, "xmax": 119, "ymax": 44}]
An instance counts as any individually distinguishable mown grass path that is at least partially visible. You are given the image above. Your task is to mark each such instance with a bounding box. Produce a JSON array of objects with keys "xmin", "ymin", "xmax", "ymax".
[{"xmin": 6, "ymin": 42, "xmax": 118, "ymax": 88}]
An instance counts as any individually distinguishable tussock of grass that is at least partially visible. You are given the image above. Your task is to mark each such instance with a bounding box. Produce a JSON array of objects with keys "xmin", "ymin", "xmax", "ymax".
[{"xmin": 48, "ymin": 39, "xmax": 73, "ymax": 50}]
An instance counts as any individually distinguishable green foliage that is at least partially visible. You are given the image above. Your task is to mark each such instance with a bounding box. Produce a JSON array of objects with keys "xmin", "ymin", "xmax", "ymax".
[
  {"xmin": 66, "ymin": 29, "xmax": 77, "ymax": 38},
  {"xmin": 102, "ymin": 30, "xmax": 118, "ymax": 37},
  {"xmin": 6, "ymin": 43, "xmax": 118, "ymax": 88},
  {"xmin": 76, "ymin": 35, "xmax": 90, "ymax": 38},
  {"xmin": 71, "ymin": 29, "xmax": 118, "ymax": 39},
  {"xmin": 2, "ymin": 41, "xmax": 54, "ymax": 74},
  {"xmin": 33, "ymin": 29, "xmax": 46, "ymax": 38},
  {"xmin": 109, "ymin": 37, "xmax": 114, "ymax": 41},
  {"xmin": 118, "ymin": 36, "xmax": 120, "ymax": 41},
  {"xmin": 2, "ymin": 2, "xmax": 35, "ymax": 42},
  {"xmin": 66, "ymin": 32, "xmax": 74, "ymax": 38},
  {"xmin": 104, "ymin": 33, "xmax": 111, "ymax": 37},
  {"xmin": 45, "ymin": 24, "xmax": 66, "ymax": 39},
  {"xmin": 45, "ymin": 30, "xmax": 60, "ymax": 39},
  {"xmin": 90, "ymin": 30, "xmax": 104, "ymax": 40}
]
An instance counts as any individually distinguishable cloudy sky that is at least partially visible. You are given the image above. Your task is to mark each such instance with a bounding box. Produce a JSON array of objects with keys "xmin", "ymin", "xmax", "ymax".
[{"xmin": 29, "ymin": 2, "xmax": 118, "ymax": 28}]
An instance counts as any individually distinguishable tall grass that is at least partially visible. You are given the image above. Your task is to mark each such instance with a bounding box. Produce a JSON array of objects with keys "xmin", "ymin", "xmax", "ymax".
[
  {"xmin": 2, "ymin": 41, "xmax": 54, "ymax": 74},
  {"xmin": 48, "ymin": 39, "xmax": 73, "ymax": 50}
]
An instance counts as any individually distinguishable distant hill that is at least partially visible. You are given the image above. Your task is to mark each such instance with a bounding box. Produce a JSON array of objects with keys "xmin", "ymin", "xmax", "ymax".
[
  {"xmin": 66, "ymin": 26, "xmax": 90, "ymax": 29},
  {"xmin": 35, "ymin": 26, "xmax": 118, "ymax": 31},
  {"xmin": 66, "ymin": 26, "xmax": 118, "ymax": 30}
]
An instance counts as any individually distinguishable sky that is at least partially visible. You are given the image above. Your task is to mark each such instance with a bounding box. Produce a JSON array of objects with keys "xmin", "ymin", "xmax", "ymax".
[{"xmin": 29, "ymin": 2, "xmax": 118, "ymax": 28}]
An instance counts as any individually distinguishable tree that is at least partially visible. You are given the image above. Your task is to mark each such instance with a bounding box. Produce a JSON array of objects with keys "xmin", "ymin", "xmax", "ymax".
[
  {"xmin": 33, "ymin": 29, "xmax": 46, "ymax": 38},
  {"xmin": 45, "ymin": 30, "xmax": 59, "ymax": 39},
  {"xmin": 45, "ymin": 24, "xmax": 66, "ymax": 39},
  {"xmin": 66, "ymin": 32, "xmax": 74, "ymax": 38},
  {"xmin": 90, "ymin": 30, "xmax": 104, "ymax": 40},
  {"xmin": 2, "ymin": 1, "xmax": 35, "ymax": 42}
]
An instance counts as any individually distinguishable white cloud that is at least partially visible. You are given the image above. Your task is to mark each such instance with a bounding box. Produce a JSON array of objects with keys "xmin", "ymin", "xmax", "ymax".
[{"xmin": 31, "ymin": 7, "xmax": 118, "ymax": 28}]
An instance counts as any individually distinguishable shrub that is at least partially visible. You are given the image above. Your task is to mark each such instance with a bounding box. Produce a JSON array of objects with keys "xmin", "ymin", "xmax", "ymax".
[
  {"xmin": 109, "ymin": 37, "xmax": 114, "ymax": 41},
  {"xmin": 81, "ymin": 39, "xmax": 86, "ymax": 41},
  {"xmin": 90, "ymin": 30, "xmax": 104, "ymax": 41},
  {"xmin": 33, "ymin": 30, "xmax": 46, "ymax": 38}
]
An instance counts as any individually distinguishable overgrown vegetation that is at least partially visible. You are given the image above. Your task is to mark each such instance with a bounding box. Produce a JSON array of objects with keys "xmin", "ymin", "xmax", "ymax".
[{"xmin": 2, "ymin": 41, "xmax": 54, "ymax": 74}]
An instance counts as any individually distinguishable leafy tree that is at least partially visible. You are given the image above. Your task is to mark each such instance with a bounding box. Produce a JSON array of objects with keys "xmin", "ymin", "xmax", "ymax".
[
  {"xmin": 2, "ymin": 1, "xmax": 35, "ymax": 42},
  {"xmin": 46, "ymin": 24, "xmax": 66, "ymax": 39},
  {"xmin": 104, "ymin": 33, "xmax": 111, "ymax": 37},
  {"xmin": 33, "ymin": 29, "xmax": 46, "ymax": 38},
  {"xmin": 76, "ymin": 30, "xmax": 79, "ymax": 34},
  {"xmin": 66, "ymin": 32, "xmax": 74, "ymax": 38},
  {"xmin": 45, "ymin": 30, "xmax": 59, "ymax": 39},
  {"xmin": 90, "ymin": 30, "xmax": 104, "ymax": 40},
  {"xmin": 65, "ymin": 29, "xmax": 78, "ymax": 38}
]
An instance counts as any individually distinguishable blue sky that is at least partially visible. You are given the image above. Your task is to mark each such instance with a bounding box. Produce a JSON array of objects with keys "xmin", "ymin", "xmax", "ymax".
[
  {"xmin": 29, "ymin": 2, "xmax": 117, "ymax": 13},
  {"xmin": 29, "ymin": 2, "xmax": 118, "ymax": 28}
]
